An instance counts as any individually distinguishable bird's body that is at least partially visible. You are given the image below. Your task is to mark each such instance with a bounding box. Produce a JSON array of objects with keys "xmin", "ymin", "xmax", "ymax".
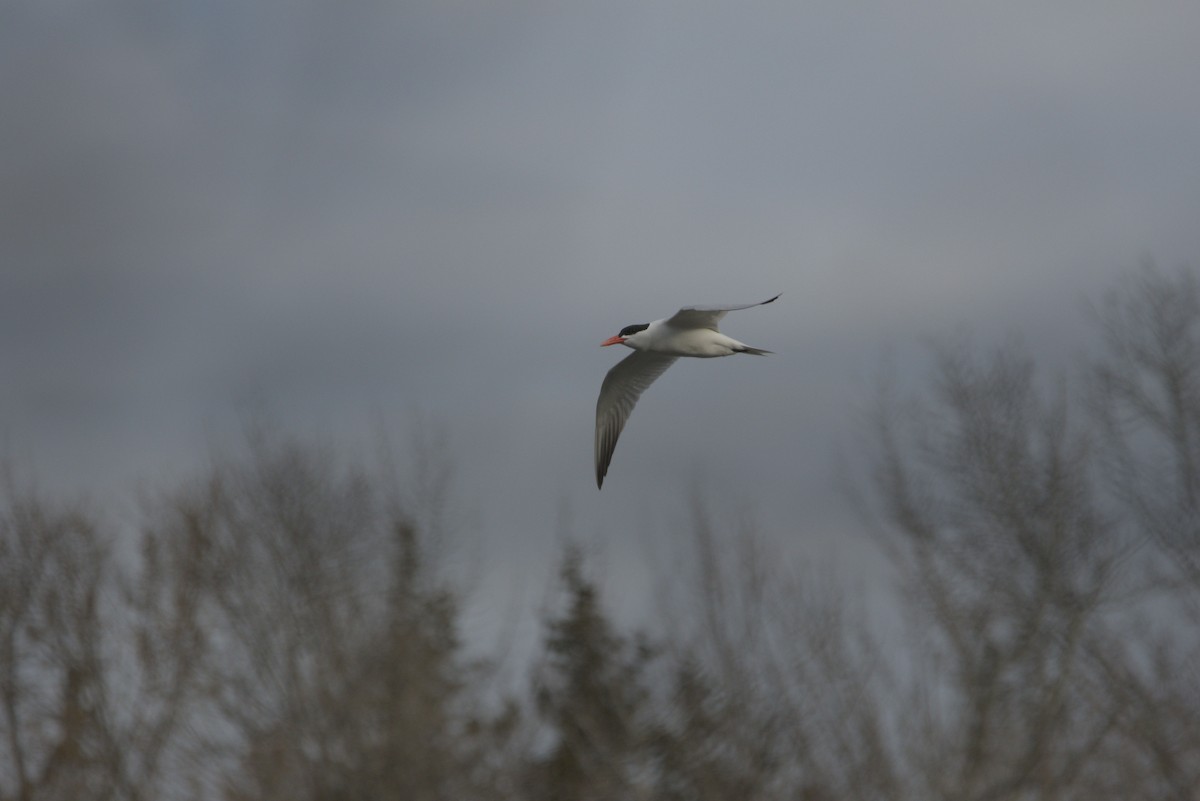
[
  {"xmin": 594, "ymin": 294, "xmax": 779, "ymax": 488},
  {"xmin": 616, "ymin": 320, "xmax": 766, "ymax": 358}
]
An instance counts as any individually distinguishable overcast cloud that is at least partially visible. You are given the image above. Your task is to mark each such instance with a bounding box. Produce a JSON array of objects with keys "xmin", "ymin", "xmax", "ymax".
[{"xmin": 3, "ymin": 2, "xmax": 1200, "ymax": 622}]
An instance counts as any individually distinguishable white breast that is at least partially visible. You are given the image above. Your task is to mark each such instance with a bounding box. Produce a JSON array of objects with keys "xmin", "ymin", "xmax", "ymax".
[{"xmin": 644, "ymin": 322, "xmax": 745, "ymax": 357}]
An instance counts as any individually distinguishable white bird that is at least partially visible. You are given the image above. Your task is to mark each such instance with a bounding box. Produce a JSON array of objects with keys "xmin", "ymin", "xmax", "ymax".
[{"xmin": 594, "ymin": 293, "xmax": 780, "ymax": 489}]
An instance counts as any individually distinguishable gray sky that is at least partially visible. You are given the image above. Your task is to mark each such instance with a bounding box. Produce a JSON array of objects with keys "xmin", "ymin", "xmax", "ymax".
[{"xmin": 4, "ymin": 2, "xmax": 1200, "ymax": 625}]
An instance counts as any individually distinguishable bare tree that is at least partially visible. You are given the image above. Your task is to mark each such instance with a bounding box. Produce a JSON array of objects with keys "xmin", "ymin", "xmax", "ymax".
[
  {"xmin": 1087, "ymin": 264, "xmax": 1200, "ymax": 797},
  {"xmin": 870, "ymin": 340, "xmax": 1128, "ymax": 800},
  {"xmin": 661, "ymin": 497, "xmax": 898, "ymax": 801},
  {"xmin": 132, "ymin": 433, "xmax": 502, "ymax": 801},
  {"xmin": 1090, "ymin": 263, "xmax": 1200, "ymax": 592},
  {"xmin": 0, "ymin": 480, "xmax": 118, "ymax": 801}
]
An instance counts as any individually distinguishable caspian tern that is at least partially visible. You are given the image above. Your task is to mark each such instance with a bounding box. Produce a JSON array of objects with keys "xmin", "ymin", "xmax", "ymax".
[{"xmin": 594, "ymin": 293, "xmax": 780, "ymax": 489}]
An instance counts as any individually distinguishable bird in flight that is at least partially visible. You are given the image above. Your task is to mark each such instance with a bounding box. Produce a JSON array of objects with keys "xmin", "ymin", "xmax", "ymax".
[{"xmin": 594, "ymin": 293, "xmax": 780, "ymax": 489}]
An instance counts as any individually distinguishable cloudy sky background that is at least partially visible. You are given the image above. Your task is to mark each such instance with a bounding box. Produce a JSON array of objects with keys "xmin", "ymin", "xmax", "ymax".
[{"xmin": 4, "ymin": 2, "xmax": 1200, "ymax": 630}]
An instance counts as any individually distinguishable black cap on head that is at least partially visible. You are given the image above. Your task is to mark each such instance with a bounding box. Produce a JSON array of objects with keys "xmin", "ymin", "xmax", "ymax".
[{"xmin": 619, "ymin": 323, "xmax": 649, "ymax": 337}]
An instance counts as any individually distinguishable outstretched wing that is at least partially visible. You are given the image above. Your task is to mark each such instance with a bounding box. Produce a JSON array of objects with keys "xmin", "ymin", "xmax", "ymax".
[
  {"xmin": 594, "ymin": 351, "xmax": 678, "ymax": 488},
  {"xmin": 665, "ymin": 293, "xmax": 781, "ymax": 331}
]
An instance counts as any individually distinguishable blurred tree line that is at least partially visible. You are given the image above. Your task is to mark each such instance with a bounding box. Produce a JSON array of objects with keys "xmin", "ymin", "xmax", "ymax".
[{"xmin": 1, "ymin": 265, "xmax": 1198, "ymax": 800}]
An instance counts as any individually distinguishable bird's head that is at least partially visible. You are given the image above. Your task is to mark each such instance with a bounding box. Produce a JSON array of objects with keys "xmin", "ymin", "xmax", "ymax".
[{"xmin": 601, "ymin": 323, "xmax": 650, "ymax": 349}]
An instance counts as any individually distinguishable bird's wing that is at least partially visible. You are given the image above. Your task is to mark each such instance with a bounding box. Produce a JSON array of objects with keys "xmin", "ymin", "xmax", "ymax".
[
  {"xmin": 665, "ymin": 293, "xmax": 781, "ymax": 331},
  {"xmin": 595, "ymin": 351, "xmax": 678, "ymax": 488}
]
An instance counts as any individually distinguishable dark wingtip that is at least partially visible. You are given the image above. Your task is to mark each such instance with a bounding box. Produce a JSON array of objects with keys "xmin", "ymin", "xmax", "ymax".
[{"xmin": 763, "ymin": 293, "xmax": 782, "ymax": 305}]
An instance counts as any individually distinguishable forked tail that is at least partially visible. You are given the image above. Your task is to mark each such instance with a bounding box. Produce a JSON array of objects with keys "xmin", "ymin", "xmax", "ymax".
[{"xmin": 736, "ymin": 346, "xmax": 772, "ymax": 355}]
